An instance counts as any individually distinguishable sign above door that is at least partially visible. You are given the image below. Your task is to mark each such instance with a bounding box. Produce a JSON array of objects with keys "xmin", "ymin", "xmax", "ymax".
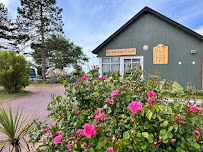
[{"xmin": 106, "ymin": 48, "xmax": 136, "ymax": 56}]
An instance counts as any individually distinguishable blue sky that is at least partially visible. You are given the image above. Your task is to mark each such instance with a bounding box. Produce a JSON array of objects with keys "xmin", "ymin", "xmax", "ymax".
[{"xmin": 1, "ymin": 0, "xmax": 203, "ymax": 72}]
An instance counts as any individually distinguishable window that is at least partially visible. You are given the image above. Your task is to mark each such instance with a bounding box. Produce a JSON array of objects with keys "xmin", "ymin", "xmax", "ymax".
[{"xmin": 102, "ymin": 57, "xmax": 120, "ymax": 75}]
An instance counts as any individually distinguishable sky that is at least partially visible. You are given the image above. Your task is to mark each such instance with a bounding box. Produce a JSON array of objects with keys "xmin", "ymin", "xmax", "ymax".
[{"xmin": 1, "ymin": 0, "xmax": 203, "ymax": 72}]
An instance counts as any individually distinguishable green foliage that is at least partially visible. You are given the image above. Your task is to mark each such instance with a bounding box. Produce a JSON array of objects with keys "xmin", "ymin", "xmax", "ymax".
[
  {"xmin": 184, "ymin": 82, "xmax": 196, "ymax": 96},
  {"xmin": 87, "ymin": 65, "xmax": 99, "ymax": 77},
  {"xmin": 32, "ymin": 35, "xmax": 88, "ymax": 70},
  {"xmin": 0, "ymin": 51, "xmax": 30, "ymax": 93},
  {"xmin": 170, "ymin": 81, "xmax": 184, "ymax": 96},
  {"xmin": 0, "ymin": 3, "xmax": 21, "ymax": 51},
  {"xmin": 0, "ymin": 105, "xmax": 35, "ymax": 152},
  {"xmin": 30, "ymin": 70, "xmax": 203, "ymax": 151}
]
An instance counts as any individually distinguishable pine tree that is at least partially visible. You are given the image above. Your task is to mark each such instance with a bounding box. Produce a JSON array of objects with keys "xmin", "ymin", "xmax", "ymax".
[
  {"xmin": 0, "ymin": 3, "xmax": 18, "ymax": 51},
  {"xmin": 17, "ymin": 0, "xmax": 64, "ymax": 80}
]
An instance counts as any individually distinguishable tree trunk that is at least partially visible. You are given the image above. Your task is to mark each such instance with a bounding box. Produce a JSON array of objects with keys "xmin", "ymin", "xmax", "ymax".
[{"xmin": 40, "ymin": 4, "xmax": 46, "ymax": 81}]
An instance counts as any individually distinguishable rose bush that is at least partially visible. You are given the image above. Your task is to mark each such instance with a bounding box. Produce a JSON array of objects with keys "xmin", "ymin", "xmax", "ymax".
[{"xmin": 30, "ymin": 69, "xmax": 203, "ymax": 151}]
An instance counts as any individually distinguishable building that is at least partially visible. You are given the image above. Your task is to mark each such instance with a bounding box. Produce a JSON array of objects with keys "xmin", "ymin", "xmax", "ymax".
[{"xmin": 92, "ymin": 6, "xmax": 203, "ymax": 89}]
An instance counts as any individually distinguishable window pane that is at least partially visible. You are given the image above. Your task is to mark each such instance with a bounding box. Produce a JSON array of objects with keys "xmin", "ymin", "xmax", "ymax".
[
  {"xmin": 102, "ymin": 58, "xmax": 110, "ymax": 63},
  {"xmin": 111, "ymin": 64, "xmax": 120, "ymax": 73},
  {"xmin": 124, "ymin": 63, "xmax": 131, "ymax": 72},
  {"xmin": 132, "ymin": 63, "xmax": 140, "ymax": 69},
  {"xmin": 124, "ymin": 59, "xmax": 131, "ymax": 63},
  {"xmin": 132, "ymin": 59, "xmax": 140, "ymax": 63},
  {"xmin": 111, "ymin": 57, "xmax": 120, "ymax": 63},
  {"xmin": 102, "ymin": 64, "xmax": 110, "ymax": 75}
]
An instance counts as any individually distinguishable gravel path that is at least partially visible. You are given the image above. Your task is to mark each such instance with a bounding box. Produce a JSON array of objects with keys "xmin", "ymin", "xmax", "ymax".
[{"xmin": 2, "ymin": 85, "xmax": 65, "ymax": 123}]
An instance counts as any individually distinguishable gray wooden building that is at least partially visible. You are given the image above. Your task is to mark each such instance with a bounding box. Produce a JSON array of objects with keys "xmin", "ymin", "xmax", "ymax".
[{"xmin": 92, "ymin": 6, "xmax": 203, "ymax": 89}]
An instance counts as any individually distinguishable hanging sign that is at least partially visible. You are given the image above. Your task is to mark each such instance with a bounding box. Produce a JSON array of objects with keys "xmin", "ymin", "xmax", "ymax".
[
  {"xmin": 106, "ymin": 48, "xmax": 136, "ymax": 56},
  {"xmin": 153, "ymin": 44, "xmax": 168, "ymax": 64}
]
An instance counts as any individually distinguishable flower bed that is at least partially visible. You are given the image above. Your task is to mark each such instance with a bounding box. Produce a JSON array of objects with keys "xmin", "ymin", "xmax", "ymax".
[{"xmin": 30, "ymin": 71, "xmax": 203, "ymax": 151}]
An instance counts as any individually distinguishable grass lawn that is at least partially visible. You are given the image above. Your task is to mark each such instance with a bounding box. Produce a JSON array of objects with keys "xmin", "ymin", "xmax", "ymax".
[
  {"xmin": 0, "ymin": 83, "xmax": 63, "ymax": 105},
  {"xmin": 0, "ymin": 88, "xmax": 33, "ymax": 105}
]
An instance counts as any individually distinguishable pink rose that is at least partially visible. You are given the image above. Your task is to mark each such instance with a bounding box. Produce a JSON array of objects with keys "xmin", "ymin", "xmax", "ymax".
[
  {"xmin": 83, "ymin": 141, "xmax": 87, "ymax": 147},
  {"xmin": 109, "ymin": 99, "xmax": 114, "ymax": 104},
  {"xmin": 61, "ymin": 142, "xmax": 64, "ymax": 146},
  {"xmin": 195, "ymin": 130, "xmax": 200, "ymax": 136},
  {"xmin": 171, "ymin": 139, "xmax": 175, "ymax": 143},
  {"xmin": 55, "ymin": 131, "xmax": 61, "ymax": 135},
  {"xmin": 180, "ymin": 120, "xmax": 184, "ymax": 124},
  {"xmin": 75, "ymin": 110, "xmax": 78, "ymax": 114},
  {"xmin": 83, "ymin": 123, "xmax": 96, "ymax": 137},
  {"xmin": 77, "ymin": 135, "xmax": 82, "ymax": 140},
  {"xmin": 98, "ymin": 108, "xmax": 103, "ymax": 113},
  {"xmin": 105, "ymin": 148, "xmax": 113, "ymax": 152},
  {"xmin": 68, "ymin": 144, "xmax": 73, "ymax": 149},
  {"xmin": 106, "ymin": 98, "xmax": 110, "ymax": 103},
  {"xmin": 43, "ymin": 141, "xmax": 45, "ymax": 144},
  {"xmin": 131, "ymin": 117, "xmax": 135, "ymax": 121},
  {"xmin": 76, "ymin": 129, "xmax": 83, "ymax": 134},
  {"xmin": 53, "ymin": 135, "xmax": 62, "ymax": 144},
  {"xmin": 43, "ymin": 129, "xmax": 47, "ymax": 133},
  {"xmin": 147, "ymin": 91, "xmax": 155, "ymax": 98},
  {"xmin": 190, "ymin": 106, "xmax": 197, "ymax": 112},
  {"xmin": 176, "ymin": 116, "xmax": 180, "ymax": 119},
  {"xmin": 95, "ymin": 115, "xmax": 100, "ymax": 120},
  {"xmin": 100, "ymin": 77, "xmax": 104, "ymax": 80},
  {"xmin": 147, "ymin": 99, "xmax": 155, "ymax": 103},
  {"xmin": 106, "ymin": 105, "xmax": 108, "ymax": 109},
  {"xmin": 89, "ymin": 85, "xmax": 92, "ymax": 88},
  {"xmin": 123, "ymin": 74, "xmax": 125, "ymax": 77},
  {"xmin": 122, "ymin": 87, "xmax": 124, "ymax": 89},
  {"xmin": 128, "ymin": 101, "xmax": 142, "ymax": 114},
  {"xmin": 81, "ymin": 76, "xmax": 87, "ymax": 81},
  {"xmin": 101, "ymin": 117, "xmax": 105, "ymax": 121},
  {"xmin": 71, "ymin": 137, "xmax": 75, "ymax": 141},
  {"xmin": 111, "ymin": 89, "xmax": 119, "ymax": 96},
  {"xmin": 90, "ymin": 115, "xmax": 94, "ymax": 118},
  {"xmin": 95, "ymin": 122, "xmax": 98, "ymax": 125}
]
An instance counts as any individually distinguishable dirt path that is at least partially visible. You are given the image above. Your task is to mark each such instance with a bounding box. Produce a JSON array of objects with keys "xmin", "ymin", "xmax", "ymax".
[{"xmin": 2, "ymin": 85, "xmax": 65, "ymax": 123}]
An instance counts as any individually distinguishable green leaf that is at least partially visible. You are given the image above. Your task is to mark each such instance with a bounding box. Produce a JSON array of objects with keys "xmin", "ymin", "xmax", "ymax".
[
  {"xmin": 162, "ymin": 121, "xmax": 169, "ymax": 127},
  {"xmin": 93, "ymin": 92, "xmax": 99, "ymax": 96},
  {"xmin": 168, "ymin": 126, "xmax": 173, "ymax": 132},
  {"xmin": 123, "ymin": 131, "xmax": 130, "ymax": 139},
  {"xmin": 142, "ymin": 132, "xmax": 149, "ymax": 139},
  {"xmin": 146, "ymin": 111, "xmax": 153, "ymax": 120},
  {"xmin": 141, "ymin": 145, "xmax": 146, "ymax": 150},
  {"xmin": 173, "ymin": 125, "xmax": 178, "ymax": 132},
  {"xmin": 194, "ymin": 143, "xmax": 200, "ymax": 149}
]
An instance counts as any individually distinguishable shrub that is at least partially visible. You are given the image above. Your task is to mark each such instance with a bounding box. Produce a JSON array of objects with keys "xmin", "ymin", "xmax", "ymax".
[
  {"xmin": 184, "ymin": 82, "xmax": 196, "ymax": 96},
  {"xmin": 170, "ymin": 81, "xmax": 184, "ymax": 96},
  {"xmin": 0, "ymin": 51, "xmax": 30, "ymax": 93},
  {"xmin": 30, "ymin": 70, "xmax": 203, "ymax": 151}
]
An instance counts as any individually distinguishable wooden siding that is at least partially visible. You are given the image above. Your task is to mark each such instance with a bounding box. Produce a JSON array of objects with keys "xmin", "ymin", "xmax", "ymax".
[{"xmin": 97, "ymin": 12, "xmax": 203, "ymax": 89}]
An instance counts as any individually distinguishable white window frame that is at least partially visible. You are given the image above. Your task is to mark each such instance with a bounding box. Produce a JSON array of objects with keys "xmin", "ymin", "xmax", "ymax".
[
  {"xmin": 120, "ymin": 56, "xmax": 144, "ymax": 76},
  {"xmin": 99, "ymin": 56, "xmax": 144, "ymax": 78}
]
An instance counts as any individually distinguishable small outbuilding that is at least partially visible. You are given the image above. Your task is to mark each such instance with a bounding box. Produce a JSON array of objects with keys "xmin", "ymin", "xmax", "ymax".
[{"xmin": 92, "ymin": 6, "xmax": 203, "ymax": 89}]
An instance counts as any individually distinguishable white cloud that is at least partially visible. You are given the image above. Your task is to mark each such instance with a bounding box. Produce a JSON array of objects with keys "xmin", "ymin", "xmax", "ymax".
[
  {"xmin": 194, "ymin": 26, "xmax": 203, "ymax": 36},
  {"xmin": 0, "ymin": 0, "xmax": 11, "ymax": 7}
]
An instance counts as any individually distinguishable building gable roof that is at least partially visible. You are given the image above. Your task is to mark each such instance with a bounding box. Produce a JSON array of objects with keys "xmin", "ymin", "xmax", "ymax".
[{"xmin": 92, "ymin": 6, "xmax": 203, "ymax": 54}]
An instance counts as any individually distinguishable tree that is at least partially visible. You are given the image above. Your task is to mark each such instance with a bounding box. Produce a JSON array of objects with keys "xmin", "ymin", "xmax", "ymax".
[
  {"xmin": 32, "ymin": 35, "xmax": 88, "ymax": 70},
  {"xmin": 16, "ymin": 0, "xmax": 64, "ymax": 80},
  {"xmin": 0, "ymin": 51, "xmax": 30, "ymax": 93},
  {"xmin": 0, "ymin": 3, "xmax": 19, "ymax": 51}
]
